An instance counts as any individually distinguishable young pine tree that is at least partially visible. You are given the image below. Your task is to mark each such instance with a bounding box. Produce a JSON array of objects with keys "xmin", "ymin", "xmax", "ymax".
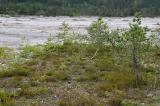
[{"xmin": 124, "ymin": 12, "xmax": 149, "ymax": 86}]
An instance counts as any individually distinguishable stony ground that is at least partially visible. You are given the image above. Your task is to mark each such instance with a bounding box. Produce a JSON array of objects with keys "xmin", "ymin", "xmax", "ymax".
[{"xmin": 0, "ymin": 16, "xmax": 160, "ymax": 48}]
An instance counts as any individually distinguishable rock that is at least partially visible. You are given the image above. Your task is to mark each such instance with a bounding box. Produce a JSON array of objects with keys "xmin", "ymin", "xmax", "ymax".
[{"xmin": 147, "ymin": 93, "xmax": 154, "ymax": 97}]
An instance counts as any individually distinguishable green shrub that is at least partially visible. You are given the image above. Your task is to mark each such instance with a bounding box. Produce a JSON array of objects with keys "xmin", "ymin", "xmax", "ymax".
[
  {"xmin": 96, "ymin": 71, "xmax": 135, "ymax": 91},
  {"xmin": 43, "ymin": 36, "xmax": 57, "ymax": 56},
  {"xmin": 20, "ymin": 45, "xmax": 43, "ymax": 58},
  {"xmin": 87, "ymin": 17, "xmax": 109, "ymax": 45},
  {"xmin": 0, "ymin": 65, "xmax": 31, "ymax": 78},
  {"xmin": 77, "ymin": 71, "xmax": 99, "ymax": 82},
  {"xmin": 45, "ymin": 70, "xmax": 68, "ymax": 82},
  {"xmin": 76, "ymin": 65, "xmax": 100, "ymax": 82}
]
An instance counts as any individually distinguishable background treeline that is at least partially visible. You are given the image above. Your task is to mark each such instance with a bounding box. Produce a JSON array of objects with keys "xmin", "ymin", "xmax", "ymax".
[{"xmin": 0, "ymin": 0, "xmax": 160, "ymax": 17}]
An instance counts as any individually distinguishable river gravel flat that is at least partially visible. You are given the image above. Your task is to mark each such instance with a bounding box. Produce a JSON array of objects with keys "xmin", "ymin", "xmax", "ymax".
[{"xmin": 0, "ymin": 16, "xmax": 160, "ymax": 48}]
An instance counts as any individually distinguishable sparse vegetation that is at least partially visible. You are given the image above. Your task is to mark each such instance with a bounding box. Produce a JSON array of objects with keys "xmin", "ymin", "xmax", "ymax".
[{"xmin": 0, "ymin": 15, "xmax": 160, "ymax": 106}]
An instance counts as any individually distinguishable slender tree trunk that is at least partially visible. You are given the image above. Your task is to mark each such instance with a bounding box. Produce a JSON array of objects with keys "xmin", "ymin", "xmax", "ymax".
[{"xmin": 132, "ymin": 45, "xmax": 141, "ymax": 87}]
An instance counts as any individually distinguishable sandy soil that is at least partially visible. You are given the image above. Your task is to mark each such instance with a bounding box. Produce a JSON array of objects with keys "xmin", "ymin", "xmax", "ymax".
[{"xmin": 0, "ymin": 16, "xmax": 160, "ymax": 48}]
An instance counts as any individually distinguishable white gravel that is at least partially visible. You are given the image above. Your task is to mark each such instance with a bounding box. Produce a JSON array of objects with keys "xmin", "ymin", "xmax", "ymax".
[{"xmin": 0, "ymin": 16, "xmax": 160, "ymax": 48}]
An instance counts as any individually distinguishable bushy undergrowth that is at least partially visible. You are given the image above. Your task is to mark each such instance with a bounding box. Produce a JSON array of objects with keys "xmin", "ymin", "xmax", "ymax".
[{"xmin": 0, "ymin": 41, "xmax": 159, "ymax": 105}]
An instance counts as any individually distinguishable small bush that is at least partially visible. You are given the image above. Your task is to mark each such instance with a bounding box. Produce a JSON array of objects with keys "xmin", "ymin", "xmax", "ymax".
[
  {"xmin": 20, "ymin": 45, "xmax": 43, "ymax": 58},
  {"xmin": 77, "ymin": 72, "xmax": 99, "ymax": 82},
  {"xmin": 77, "ymin": 64, "xmax": 100, "ymax": 81},
  {"xmin": 95, "ymin": 59, "xmax": 117, "ymax": 71},
  {"xmin": 95, "ymin": 71, "xmax": 135, "ymax": 91},
  {"xmin": 0, "ymin": 65, "xmax": 31, "ymax": 78},
  {"xmin": 45, "ymin": 70, "xmax": 68, "ymax": 82}
]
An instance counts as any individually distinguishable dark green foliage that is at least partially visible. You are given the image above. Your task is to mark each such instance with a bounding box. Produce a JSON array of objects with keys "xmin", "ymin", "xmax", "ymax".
[{"xmin": 0, "ymin": 0, "xmax": 160, "ymax": 17}]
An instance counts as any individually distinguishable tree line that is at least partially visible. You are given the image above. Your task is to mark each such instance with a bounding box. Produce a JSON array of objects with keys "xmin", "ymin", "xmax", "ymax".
[{"xmin": 0, "ymin": 0, "xmax": 160, "ymax": 17}]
